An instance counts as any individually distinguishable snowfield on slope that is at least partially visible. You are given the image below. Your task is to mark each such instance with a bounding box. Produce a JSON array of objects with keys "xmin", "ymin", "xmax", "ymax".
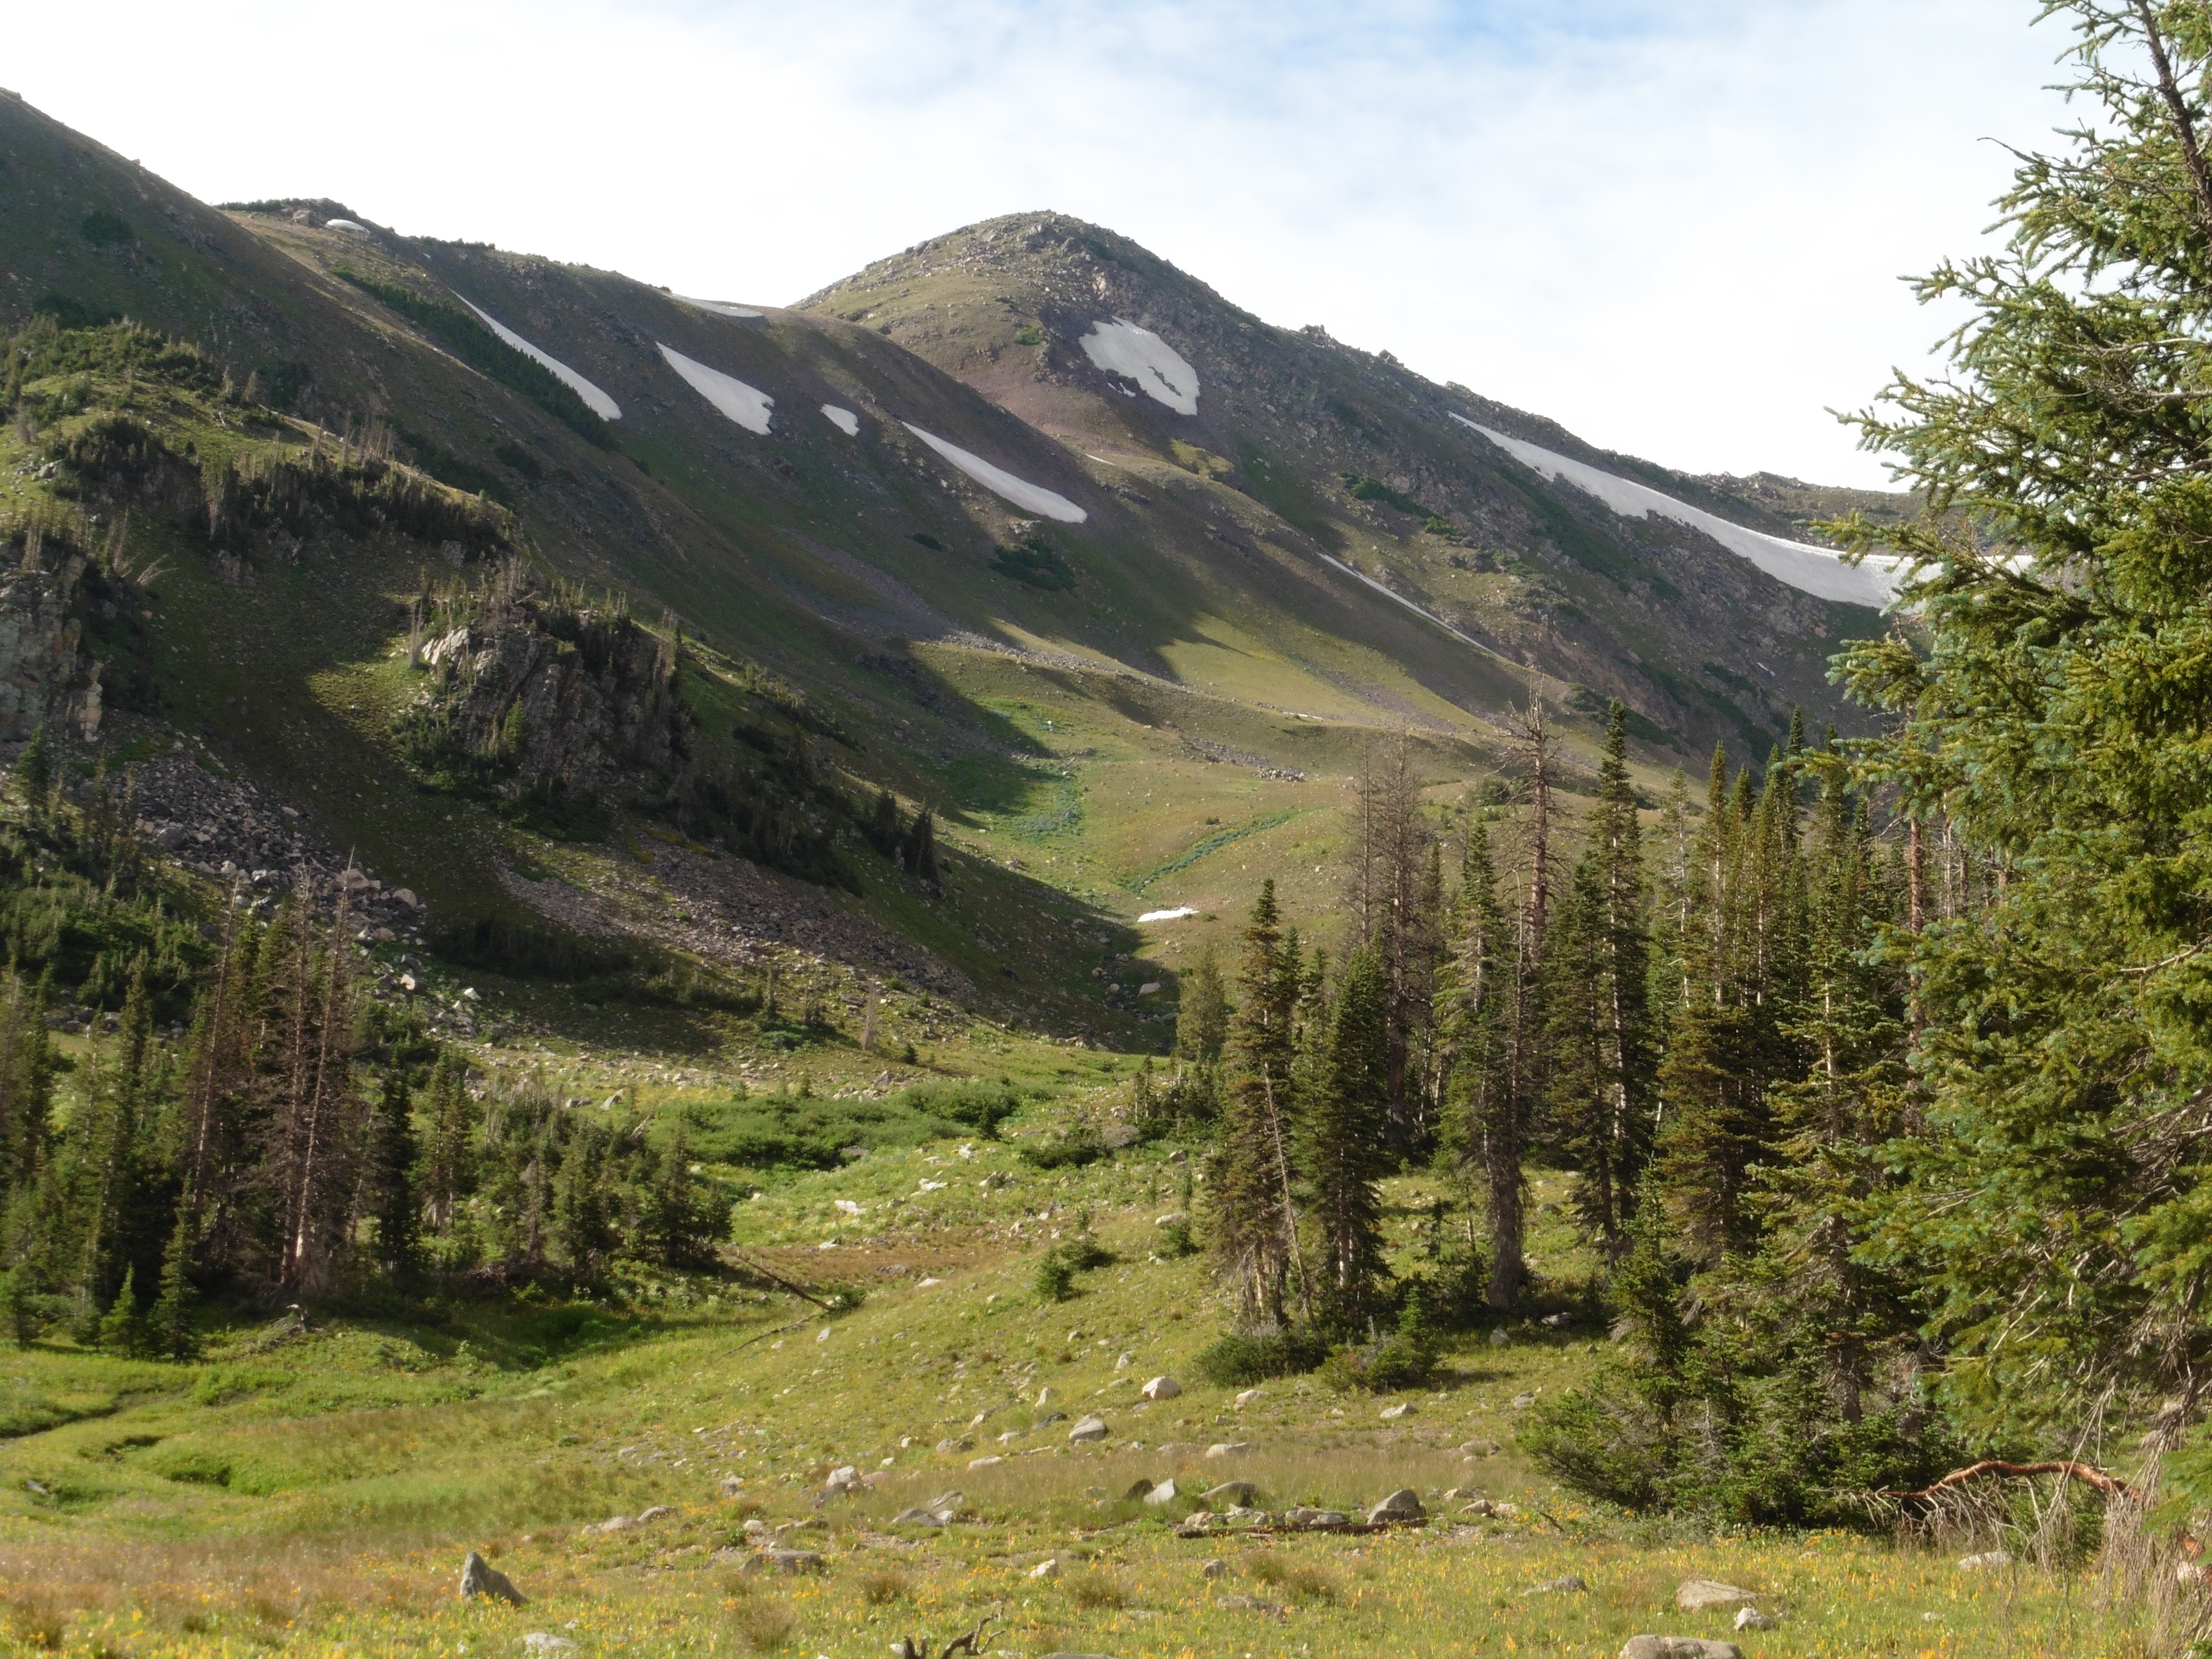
[
  {"xmin": 1080, "ymin": 319, "xmax": 1199, "ymax": 414},
  {"xmin": 673, "ymin": 294, "xmax": 765, "ymax": 319},
  {"xmin": 657, "ymin": 343, "xmax": 773, "ymax": 434},
  {"xmin": 902, "ymin": 425, "xmax": 1086, "ymax": 522},
  {"xmin": 821, "ymin": 405, "xmax": 860, "ymax": 436},
  {"xmin": 457, "ymin": 299, "xmax": 622, "ymax": 421},
  {"xmin": 1450, "ymin": 415, "xmax": 1898, "ymax": 608}
]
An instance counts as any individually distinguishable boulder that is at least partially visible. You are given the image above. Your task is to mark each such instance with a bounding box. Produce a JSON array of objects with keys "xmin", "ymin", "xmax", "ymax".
[
  {"xmin": 1511, "ymin": 1392, "xmax": 1538, "ymax": 1409},
  {"xmin": 1619, "ymin": 1642, "xmax": 1742, "ymax": 1659},
  {"xmin": 1069, "ymin": 1415, "xmax": 1109, "ymax": 1443},
  {"xmin": 1201, "ymin": 1558, "xmax": 1230, "ymax": 1579},
  {"xmin": 1115, "ymin": 1351, "xmax": 1133, "ymax": 1370},
  {"xmin": 936, "ymin": 1437, "xmax": 974, "ymax": 1455},
  {"xmin": 1367, "ymin": 1488, "xmax": 1425, "ymax": 1525},
  {"xmin": 1029, "ymin": 1557, "xmax": 1059, "ymax": 1579},
  {"xmin": 742, "ymin": 1550, "xmax": 825, "ymax": 1576},
  {"xmin": 1174, "ymin": 1512, "xmax": 1218, "ymax": 1536},
  {"xmin": 890, "ymin": 1507, "xmax": 944, "ymax": 1528},
  {"xmin": 1202, "ymin": 1480, "xmax": 1257, "ymax": 1506},
  {"xmin": 1284, "ymin": 1507, "xmax": 1349, "ymax": 1528},
  {"xmin": 1142, "ymin": 1479, "xmax": 1179, "ymax": 1507},
  {"xmin": 1459, "ymin": 1499, "xmax": 1495, "ymax": 1516},
  {"xmin": 592, "ymin": 1515, "xmax": 636, "ymax": 1534},
  {"xmin": 636, "ymin": 1505, "xmax": 674, "ymax": 1522},
  {"xmin": 1233, "ymin": 1388, "xmax": 1264, "ymax": 1409},
  {"xmin": 1489, "ymin": 1328, "xmax": 1512, "ymax": 1346},
  {"xmin": 458, "ymin": 1551, "xmax": 524, "ymax": 1604},
  {"xmin": 1957, "ymin": 1549, "xmax": 2012, "ymax": 1571},
  {"xmin": 823, "ymin": 1466, "xmax": 861, "ymax": 1494},
  {"xmin": 1379, "ymin": 1402, "xmax": 1416, "ymax": 1420},
  {"xmin": 1035, "ymin": 1410, "xmax": 1068, "ymax": 1426},
  {"xmin": 925, "ymin": 1491, "xmax": 965, "ymax": 1521},
  {"xmin": 1205, "ymin": 1442, "xmax": 1250, "ymax": 1458},
  {"xmin": 1526, "ymin": 1575, "xmax": 1588, "ymax": 1595},
  {"xmin": 1036, "ymin": 1386, "xmax": 1055, "ymax": 1406},
  {"xmin": 1734, "ymin": 1608, "xmax": 1778, "ymax": 1631},
  {"xmin": 1121, "ymin": 1479, "xmax": 1157, "ymax": 1501},
  {"xmin": 523, "ymin": 1637, "xmax": 579, "ymax": 1656},
  {"xmin": 968, "ymin": 1455, "xmax": 1005, "ymax": 1470},
  {"xmin": 1675, "ymin": 1582, "xmax": 1758, "ymax": 1613},
  {"xmin": 1140, "ymin": 1375, "xmax": 1181, "ymax": 1401}
]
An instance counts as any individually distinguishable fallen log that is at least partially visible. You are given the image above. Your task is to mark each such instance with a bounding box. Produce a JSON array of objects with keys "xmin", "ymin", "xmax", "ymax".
[{"xmin": 1880, "ymin": 1460, "xmax": 2142, "ymax": 1504}]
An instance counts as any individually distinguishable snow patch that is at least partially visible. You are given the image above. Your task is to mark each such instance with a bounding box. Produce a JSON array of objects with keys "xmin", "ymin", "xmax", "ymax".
[
  {"xmin": 1080, "ymin": 319, "xmax": 1199, "ymax": 414},
  {"xmin": 657, "ymin": 343, "xmax": 772, "ymax": 434},
  {"xmin": 673, "ymin": 294, "xmax": 765, "ymax": 319},
  {"xmin": 902, "ymin": 424, "xmax": 1086, "ymax": 523},
  {"xmin": 323, "ymin": 218, "xmax": 369, "ymax": 235},
  {"xmin": 457, "ymin": 298, "xmax": 622, "ymax": 421},
  {"xmin": 821, "ymin": 405, "xmax": 860, "ymax": 437},
  {"xmin": 1448, "ymin": 415, "xmax": 1896, "ymax": 607},
  {"xmin": 1137, "ymin": 906, "xmax": 1199, "ymax": 923}
]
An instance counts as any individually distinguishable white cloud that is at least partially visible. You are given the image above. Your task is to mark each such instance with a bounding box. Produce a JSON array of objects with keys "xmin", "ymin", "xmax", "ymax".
[{"xmin": 12, "ymin": 0, "xmax": 2068, "ymax": 485}]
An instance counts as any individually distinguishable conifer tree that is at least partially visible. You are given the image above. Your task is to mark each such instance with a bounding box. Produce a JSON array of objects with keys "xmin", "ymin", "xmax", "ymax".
[
  {"xmin": 363, "ymin": 1069, "xmax": 420, "ymax": 1277},
  {"xmin": 1542, "ymin": 703, "xmax": 1654, "ymax": 1253},
  {"xmin": 1297, "ymin": 943, "xmax": 1392, "ymax": 1334},
  {"xmin": 1174, "ymin": 941, "xmax": 1229, "ymax": 1064},
  {"xmin": 148, "ymin": 1204, "xmax": 198, "ymax": 1360},
  {"xmin": 1439, "ymin": 818, "xmax": 1510, "ymax": 1298},
  {"xmin": 1203, "ymin": 881, "xmax": 1306, "ymax": 1327}
]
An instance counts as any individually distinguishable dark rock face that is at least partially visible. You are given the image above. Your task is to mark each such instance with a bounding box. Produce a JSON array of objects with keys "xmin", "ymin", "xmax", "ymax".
[
  {"xmin": 407, "ymin": 577, "xmax": 685, "ymax": 804},
  {"xmin": 0, "ymin": 539, "xmax": 102, "ymax": 743}
]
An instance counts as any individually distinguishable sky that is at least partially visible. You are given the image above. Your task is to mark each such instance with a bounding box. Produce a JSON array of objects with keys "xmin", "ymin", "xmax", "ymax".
[{"xmin": 12, "ymin": 0, "xmax": 2072, "ymax": 487}]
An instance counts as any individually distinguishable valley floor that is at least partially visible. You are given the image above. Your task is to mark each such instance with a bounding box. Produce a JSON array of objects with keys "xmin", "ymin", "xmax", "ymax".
[{"xmin": 0, "ymin": 1116, "xmax": 2152, "ymax": 1657}]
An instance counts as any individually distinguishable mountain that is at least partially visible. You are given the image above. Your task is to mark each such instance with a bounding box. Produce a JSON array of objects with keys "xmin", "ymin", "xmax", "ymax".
[{"xmin": 0, "ymin": 93, "xmax": 1908, "ymax": 1033}]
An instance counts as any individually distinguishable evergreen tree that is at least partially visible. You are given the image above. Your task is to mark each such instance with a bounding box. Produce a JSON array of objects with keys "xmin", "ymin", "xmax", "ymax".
[
  {"xmin": 97, "ymin": 1264, "xmax": 140, "ymax": 1356},
  {"xmin": 1203, "ymin": 881, "xmax": 1306, "ymax": 1327},
  {"xmin": 416, "ymin": 1049, "xmax": 477, "ymax": 1238},
  {"xmin": 1439, "ymin": 819, "xmax": 1510, "ymax": 1299},
  {"xmin": 363, "ymin": 1069, "xmax": 420, "ymax": 1277},
  {"xmin": 12, "ymin": 726, "xmax": 49, "ymax": 816},
  {"xmin": 1297, "ymin": 943, "xmax": 1392, "ymax": 1335},
  {"xmin": 1173, "ymin": 942, "xmax": 1229, "ymax": 1064},
  {"xmin": 149, "ymin": 1204, "xmax": 198, "ymax": 1361},
  {"xmin": 1542, "ymin": 703, "xmax": 1655, "ymax": 1254}
]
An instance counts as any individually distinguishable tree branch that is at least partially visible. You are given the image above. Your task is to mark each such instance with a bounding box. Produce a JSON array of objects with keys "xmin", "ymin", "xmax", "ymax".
[
  {"xmin": 2132, "ymin": 0, "xmax": 2212, "ymax": 243},
  {"xmin": 1880, "ymin": 1458, "xmax": 2142, "ymax": 1503}
]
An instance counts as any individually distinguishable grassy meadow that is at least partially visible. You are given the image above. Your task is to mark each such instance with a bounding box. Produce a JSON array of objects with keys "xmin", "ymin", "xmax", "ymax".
[{"xmin": 0, "ymin": 1104, "xmax": 2156, "ymax": 1657}]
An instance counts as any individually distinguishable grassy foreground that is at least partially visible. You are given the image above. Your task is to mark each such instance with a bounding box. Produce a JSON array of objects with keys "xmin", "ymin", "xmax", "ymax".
[{"xmin": 0, "ymin": 1107, "xmax": 2153, "ymax": 1657}]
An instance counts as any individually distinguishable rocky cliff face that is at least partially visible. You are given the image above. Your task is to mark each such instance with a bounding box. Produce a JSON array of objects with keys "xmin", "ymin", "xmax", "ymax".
[
  {"xmin": 405, "ymin": 574, "xmax": 685, "ymax": 806},
  {"xmin": 0, "ymin": 525, "xmax": 103, "ymax": 744}
]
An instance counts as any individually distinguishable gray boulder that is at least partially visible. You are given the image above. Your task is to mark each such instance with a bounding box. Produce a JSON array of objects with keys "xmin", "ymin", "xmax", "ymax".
[
  {"xmin": 1675, "ymin": 1581, "xmax": 1757, "ymax": 1613},
  {"xmin": 1069, "ymin": 1415, "xmax": 1109, "ymax": 1443},
  {"xmin": 522, "ymin": 1637, "xmax": 579, "ymax": 1656},
  {"xmin": 1202, "ymin": 1480, "xmax": 1257, "ymax": 1506},
  {"xmin": 1142, "ymin": 1479, "xmax": 1179, "ymax": 1507},
  {"xmin": 1367, "ymin": 1488, "xmax": 1424, "ymax": 1524},
  {"xmin": 1734, "ymin": 1609, "xmax": 1778, "ymax": 1631},
  {"xmin": 1284, "ymin": 1506, "xmax": 1349, "ymax": 1528},
  {"xmin": 1619, "ymin": 1642, "xmax": 1742, "ymax": 1659},
  {"xmin": 890, "ymin": 1507, "xmax": 944, "ymax": 1527},
  {"xmin": 458, "ymin": 1551, "xmax": 524, "ymax": 1604}
]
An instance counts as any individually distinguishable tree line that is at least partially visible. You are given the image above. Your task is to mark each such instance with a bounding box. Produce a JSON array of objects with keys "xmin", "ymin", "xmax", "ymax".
[
  {"xmin": 0, "ymin": 752, "xmax": 727, "ymax": 1359},
  {"xmin": 1163, "ymin": 704, "xmax": 1961, "ymax": 1518}
]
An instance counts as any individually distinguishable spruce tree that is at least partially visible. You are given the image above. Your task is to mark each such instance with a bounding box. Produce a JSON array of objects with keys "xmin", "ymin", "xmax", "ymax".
[
  {"xmin": 1174, "ymin": 942, "xmax": 1229, "ymax": 1065},
  {"xmin": 1542, "ymin": 703, "xmax": 1655, "ymax": 1253},
  {"xmin": 1203, "ymin": 881, "xmax": 1305, "ymax": 1327},
  {"xmin": 1297, "ymin": 943, "xmax": 1392, "ymax": 1335},
  {"xmin": 149, "ymin": 1205, "xmax": 198, "ymax": 1361},
  {"xmin": 364, "ymin": 1069, "xmax": 420, "ymax": 1277}
]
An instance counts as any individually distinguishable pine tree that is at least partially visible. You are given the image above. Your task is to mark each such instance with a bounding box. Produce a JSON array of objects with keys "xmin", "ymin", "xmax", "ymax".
[
  {"xmin": 1297, "ymin": 943, "xmax": 1392, "ymax": 1335},
  {"xmin": 149, "ymin": 1204, "xmax": 198, "ymax": 1361},
  {"xmin": 416, "ymin": 1049, "xmax": 477, "ymax": 1238},
  {"xmin": 12, "ymin": 726, "xmax": 49, "ymax": 820},
  {"xmin": 1542, "ymin": 703, "xmax": 1654, "ymax": 1254},
  {"xmin": 363, "ymin": 1069, "xmax": 419, "ymax": 1277},
  {"xmin": 1173, "ymin": 942, "xmax": 1229, "ymax": 1064},
  {"xmin": 97, "ymin": 1264, "xmax": 140, "ymax": 1356},
  {"xmin": 1203, "ymin": 881, "xmax": 1306, "ymax": 1327},
  {"xmin": 1439, "ymin": 819, "xmax": 1510, "ymax": 1298}
]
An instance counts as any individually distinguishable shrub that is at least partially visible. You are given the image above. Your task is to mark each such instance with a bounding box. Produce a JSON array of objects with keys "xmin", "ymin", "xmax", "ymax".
[
  {"xmin": 728, "ymin": 1597, "xmax": 795, "ymax": 1653},
  {"xmin": 1034, "ymin": 1250, "xmax": 1076, "ymax": 1304},
  {"xmin": 859, "ymin": 1570, "xmax": 910, "ymax": 1605},
  {"xmin": 1064, "ymin": 1570, "xmax": 1127, "ymax": 1610},
  {"xmin": 1191, "ymin": 1329, "xmax": 1328, "ymax": 1387}
]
